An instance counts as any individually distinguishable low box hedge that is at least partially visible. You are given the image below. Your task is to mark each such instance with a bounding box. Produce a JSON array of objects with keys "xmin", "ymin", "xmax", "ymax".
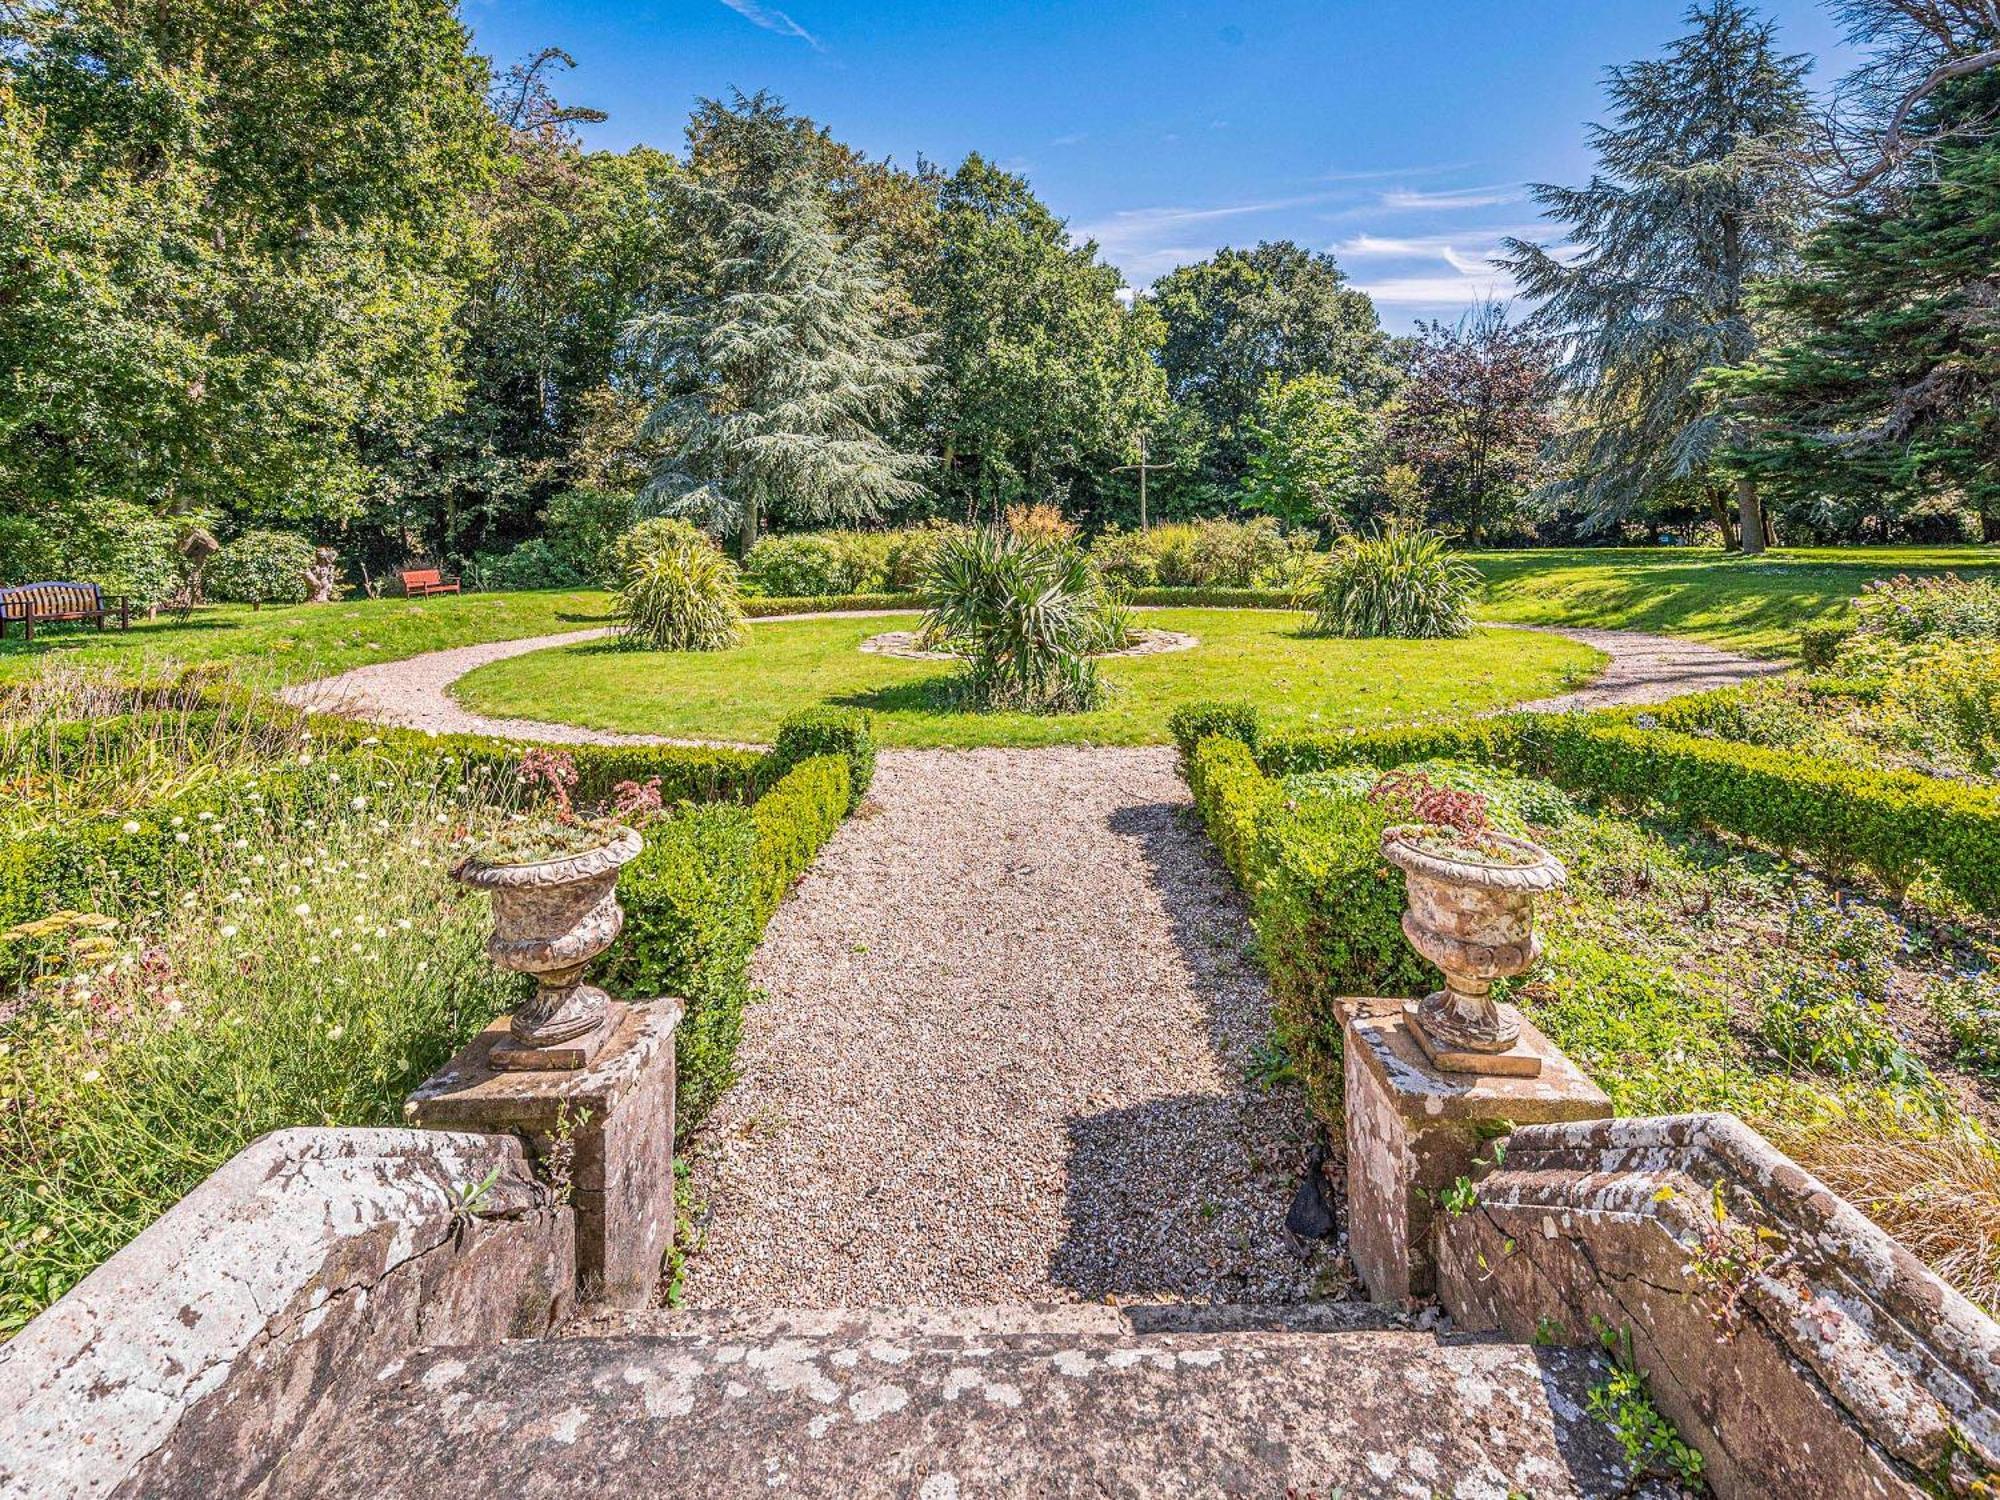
[
  {"xmin": 766, "ymin": 706, "xmax": 875, "ymax": 807},
  {"xmin": 742, "ymin": 592, "xmax": 922, "ymax": 617}
]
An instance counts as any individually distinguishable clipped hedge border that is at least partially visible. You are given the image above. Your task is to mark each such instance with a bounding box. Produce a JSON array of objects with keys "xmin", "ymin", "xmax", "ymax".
[
  {"xmin": 736, "ymin": 588, "xmax": 1307, "ymax": 618},
  {"xmin": 1240, "ymin": 703, "xmax": 2000, "ymax": 914}
]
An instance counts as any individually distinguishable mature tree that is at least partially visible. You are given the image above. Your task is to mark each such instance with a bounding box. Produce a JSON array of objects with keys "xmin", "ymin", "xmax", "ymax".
[
  {"xmin": 1385, "ymin": 306, "xmax": 1558, "ymax": 547},
  {"xmin": 1502, "ymin": 0, "xmax": 1812, "ymax": 554},
  {"xmin": 1242, "ymin": 372, "xmax": 1379, "ymax": 534},
  {"xmin": 375, "ymin": 52, "xmax": 686, "ymax": 569},
  {"xmin": 0, "ymin": 0, "xmax": 498, "ymax": 551},
  {"xmin": 632, "ymin": 175, "xmax": 930, "ymax": 551},
  {"xmin": 1152, "ymin": 241, "xmax": 1393, "ymax": 491},
  {"xmin": 918, "ymin": 155, "xmax": 1167, "ymax": 527},
  {"xmin": 1721, "ymin": 66, "xmax": 2000, "ymax": 538}
]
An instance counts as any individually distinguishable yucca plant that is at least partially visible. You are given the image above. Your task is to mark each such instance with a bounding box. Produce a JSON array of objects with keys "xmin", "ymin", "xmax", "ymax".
[
  {"xmin": 613, "ymin": 518, "xmax": 745, "ymax": 652},
  {"xmin": 1310, "ymin": 528, "xmax": 1479, "ymax": 639},
  {"xmin": 921, "ymin": 528, "xmax": 1106, "ymax": 713}
]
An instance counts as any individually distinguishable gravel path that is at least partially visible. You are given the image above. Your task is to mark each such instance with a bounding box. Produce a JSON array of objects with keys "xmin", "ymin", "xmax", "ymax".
[
  {"xmin": 684, "ymin": 746, "xmax": 1332, "ymax": 1308},
  {"xmin": 284, "ymin": 615, "xmax": 1787, "ymax": 747},
  {"xmin": 1507, "ymin": 625, "xmax": 1785, "ymax": 712}
]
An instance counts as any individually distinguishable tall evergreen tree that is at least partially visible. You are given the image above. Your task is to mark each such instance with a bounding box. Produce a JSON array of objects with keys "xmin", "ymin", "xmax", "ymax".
[
  {"xmin": 1720, "ymin": 60, "xmax": 2000, "ymax": 539},
  {"xmin": 631, "ymin": 178, "xmax": 930, "ymax": 552},
  {"xmin": 1502, "ymin": 0, "xmax": 1812, "ymax": 553}
]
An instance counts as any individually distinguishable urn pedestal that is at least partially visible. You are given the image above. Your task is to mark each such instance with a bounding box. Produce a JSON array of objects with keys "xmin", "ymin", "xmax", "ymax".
[
  {"xmin": 452, "ymin": 828, "xmax": 643, "ymax": 1071},
  {"xmin": 1381, "ymin": 827, "xmax": 1567, "ymax": 1078}
]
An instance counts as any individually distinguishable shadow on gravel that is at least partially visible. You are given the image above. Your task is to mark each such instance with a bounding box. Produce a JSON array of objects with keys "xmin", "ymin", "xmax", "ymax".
[{"xmin": 1043, "ymin": 801, "xmax": 1332, "ymax": 1302}]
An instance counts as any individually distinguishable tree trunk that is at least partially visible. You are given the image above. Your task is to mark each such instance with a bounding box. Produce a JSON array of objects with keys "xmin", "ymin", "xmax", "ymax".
[
  {"xmin": 1736, "ymin": 476, "xmax": 1765, "ymax": 557},
  {"xmin": 738, "ymin": 493, "xmax": 759, "ymax": 558},
  {"xmin": 1709, "ymin": 489, "xmax": 1738, "ymax": 551}
]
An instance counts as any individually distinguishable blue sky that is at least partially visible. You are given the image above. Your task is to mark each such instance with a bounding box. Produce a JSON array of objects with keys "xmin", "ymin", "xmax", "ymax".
[{"xmin": 463, "ymin": 0, "xmax": 1857, "ymax": 331}]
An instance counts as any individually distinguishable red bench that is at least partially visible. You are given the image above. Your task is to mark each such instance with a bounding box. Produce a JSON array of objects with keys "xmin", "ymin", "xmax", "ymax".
[
  {"xmin": 402, "ymin": 567, "xmax": 461, "ymax": 599},
  {"xmin": 0, "ymin": 581, "xmax": 129, "ymax": 641}
]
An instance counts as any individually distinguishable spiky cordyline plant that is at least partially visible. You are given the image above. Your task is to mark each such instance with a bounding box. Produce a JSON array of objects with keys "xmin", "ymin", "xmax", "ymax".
[
  {"xmin": 614, "ymin": 518, "xmax": 746, "ymax": 652},
  {"xmin": 921, "ymin": 528, "xmax": 1107, "ymax": 713},
  {"xmin": 1310, "ymin": 528, "xmax": 1479, "ymax": 640}
]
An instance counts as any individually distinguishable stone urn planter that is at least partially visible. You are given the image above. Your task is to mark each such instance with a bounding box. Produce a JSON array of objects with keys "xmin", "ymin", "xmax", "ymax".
[
  {"xmin": 452, "ymin": 827, "xmax": 642, "ymax": 1070},
  {"xmin": 1380, "ymin": 826, "xmax": 1567, "ymax": 1077}
]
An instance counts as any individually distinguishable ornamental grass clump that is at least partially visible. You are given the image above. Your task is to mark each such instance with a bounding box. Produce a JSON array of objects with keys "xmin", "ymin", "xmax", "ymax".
[
  {"xmin": 1311, "ymin": 528, "xmax": 1478, "ymax": 639},
  {"xmin": 0, "ymin": 761, "xmax": 522, "ymax": 1331},
  {"xmin": 613, "ymin": 517, "xmax": 745, "ymax": 652},
  {"xmin": 920, "ymin": 527, "xmax": 1109, "ymax": 713}
]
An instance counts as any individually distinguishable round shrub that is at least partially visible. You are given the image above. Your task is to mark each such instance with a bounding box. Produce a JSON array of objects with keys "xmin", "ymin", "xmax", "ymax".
[
  {"xmin": 1310, "ymin": 529, "xmax": 1477, "ymax": 639},
  {"xmin": 477, "ymin": 539, "xmax": 586, "ymax": 592},
  {"xmin": 614, "ymin": 518, "xmax": 745, "ymax": 652},
  {"xmin": 543, "ymin": 488, "xmax": 640, "ymax": 584},
  {"xmin": 205, "ymin": 529, "xmax": 317, "ymax": 607},
  {"xmin": 742, "ymin": 532, "xmax": 890, "ymax": 598}
]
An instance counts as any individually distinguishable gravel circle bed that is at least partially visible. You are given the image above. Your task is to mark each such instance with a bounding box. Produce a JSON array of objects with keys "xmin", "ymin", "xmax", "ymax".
[{"xmin": 682, "ymin": 746, "xmax": 1335, "ymax": 1308}]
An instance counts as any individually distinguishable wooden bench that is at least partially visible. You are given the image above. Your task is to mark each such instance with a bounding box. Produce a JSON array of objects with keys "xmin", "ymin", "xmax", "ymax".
[
  {"xmin": 0, "ymin": 581, "xmax": 129, "ymax": 641},
  {"xmin": 401, "ymin": 567, "xmax": 461, "ymax": 599}
]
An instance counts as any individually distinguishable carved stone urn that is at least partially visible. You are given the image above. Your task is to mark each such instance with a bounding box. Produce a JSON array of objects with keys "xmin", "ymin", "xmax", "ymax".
[
  {"xmin": 452, "ymin": 827, "xmax": 642, "ymax": 1070},
  {"xmin": 1380, "ymin": 827, "xmax": 1566, "ymax": 1077}
]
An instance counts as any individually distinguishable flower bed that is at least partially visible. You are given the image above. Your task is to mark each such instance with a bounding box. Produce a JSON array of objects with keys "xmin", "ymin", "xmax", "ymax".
[
  {"xmin": 1176, "ymin": 704, "xmax": 2000, "ymax": 1313},
  {"xmin": 0, "ymin": 677, "xmax": 871, "ymax": 1330}
]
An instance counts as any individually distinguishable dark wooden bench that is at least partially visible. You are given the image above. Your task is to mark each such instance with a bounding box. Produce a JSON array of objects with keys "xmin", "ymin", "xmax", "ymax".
[
  {"xmin": 0, "ymin": 581, "xmax": 129, "ymax": 641},
  {"xmin": 402, "ymin": 567, "xmax": 461, "ymax": 599}
]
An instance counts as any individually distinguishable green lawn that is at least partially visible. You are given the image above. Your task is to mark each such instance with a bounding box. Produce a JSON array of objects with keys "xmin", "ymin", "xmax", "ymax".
[
  {"xmin": 452, "ymin": 610, "xmax": 1605, "ymax": 749},
  {"xmin": 0, "ymin": 588, "xmax": 615, "ymax": 686},
  {"xmin": 1472, "ymin": 545, "xmax": 1999, "ymax": 656}
]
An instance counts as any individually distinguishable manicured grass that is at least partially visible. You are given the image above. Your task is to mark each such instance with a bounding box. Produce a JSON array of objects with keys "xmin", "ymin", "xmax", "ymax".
[
  {"xmin": 1473, "ymin": 545, "xmax": 1999, "ymax": 656},
  {"xmin": 453, "ymin": 610, "xmax": 1606, "ymax": 749},
  {"xmin": 0, "ymin": 589, "xmax": 615, "ymax": 686}
]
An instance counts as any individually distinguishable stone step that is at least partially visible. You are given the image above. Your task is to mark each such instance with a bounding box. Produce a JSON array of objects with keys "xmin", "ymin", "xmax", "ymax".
[
  {"xmin": 269, "ymin": 1324, "xmax": 1678, "ymax": 1499},
  {"xmin": 560, "ymin": 1299, "xmax": 1417, "ymax": 1341}
]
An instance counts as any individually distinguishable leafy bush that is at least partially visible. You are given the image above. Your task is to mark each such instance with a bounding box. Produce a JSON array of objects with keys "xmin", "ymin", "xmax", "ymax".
[
  {"xmin": 1311, "ymin": 528, "xmax": 1477, "ymax": 639},
  {"xmin": 543, "ymin": 488, "xmax": 639, "ymax": 584},
  {"xmin": 1168, "ymin": 699, "xmax": 1261, "ymax": 761},
  {"xmin": 767, "ymin": 706, "xmax": 875, "ymax": 809},
  {"xmin": 1877, "ymin": 641, "xmax": 2000, "ymax": 778},
  {"xmin": 1003, "ymin": 502, "xmax": 1079, "ymax": 543},
  {"xmin": 1091, "ymin": 526, "xmax": 1160, "ymax": 589},
  {"xmin": 205, "ymin": 529, "xmax": 317, "ymax": 607},
  {"xmin": 921, "ymin": 528, "xmax": 1107, "ymax": 713},
  {"xmin": 477, "ymin": 539, "xmax": 587, "ymax": 592},
  {"xmin": 1925, "ymin": 971, "xmax": 2000, "ymax": 1075},
  {"xmin": 1855, "ymin": 573, "xmax": 2000, "ymax": 645},
  {"xmin": 1799, "ymin": 623, "xmax": 1855, "ymax": 670},
  {"xmin": 1758, "ymin": 897, "xmax": 1922, "ymax": 1084},
  {"xmin": 742, "ymin": 531, "xmax": 891, "ymax": 598},
  {"xmin": 614, "ymin": 518, "xmax": 745, "ymax": 652}
]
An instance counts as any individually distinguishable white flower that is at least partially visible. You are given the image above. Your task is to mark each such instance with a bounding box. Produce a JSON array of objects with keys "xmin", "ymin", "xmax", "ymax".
[
  {"xmin": 170, "ymin": 815, "xmax": 184, "ymax": 828},
  {"xmin": 197, "ymin": 811, "xmax": 214, "ymax": 822},
  {"xmin": 307, "ymin": 954, "xmax": 322, "ymax": 966},
  {"xmin": 174, "ymin": 831, "xmax": 190, "ymax": 844},
  {"xmin": 232, "ymin": 838, "xmax": 248, "ymax": 850},
  {"xmin": 252, "ymin": 854, "xmax": 267, "ymax": 867},
  {"xmin": 327, "ymin": 772, "xmax": 341, "ymax": 785},
  {"xmin": 327, "ymin": 1024, "xmax": 346, "ymax": 1041},
  {"xmin": 219, "ymin": 924, "xmax": 239, "ymax": 938},
  {"xmin": 294, "ymin": 902, "xmax": 312, "ymax": 918},
  {"xmin": 81, "ymin": 1069, "xmax": 102, "ymax": 1085},
  {"xmin": 396, "ymin": 918, "xmax": 412, "ymax": 931},
  {"xmin": 121, "ymin": 820, "xmax": 141, "ymax": 835},
  {"xmin": 350, "ymin": 795, "xmax": 367, "ymax": 811}
]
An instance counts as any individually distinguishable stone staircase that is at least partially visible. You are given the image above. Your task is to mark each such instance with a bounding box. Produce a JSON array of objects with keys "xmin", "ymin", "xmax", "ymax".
[{"xmin": 264, "ymin": 1302, "xmax": 1678, "ymax": 1499}]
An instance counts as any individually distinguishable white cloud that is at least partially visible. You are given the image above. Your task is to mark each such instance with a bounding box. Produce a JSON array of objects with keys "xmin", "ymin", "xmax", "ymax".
[
  {"xmin": 1051, "ymin": 132, "xmax": 1089, "ymax": 147},
  {"xmin": 1319, "ymin": 162, "xmax": 1470, "ymax": 184},
  {"xmin": 1378, "ymin": 183, "xmax": 1525, "ymax": 212},
  {"xmin": 1351, "ymin": 270, "xmax": 1520, "ymax": 308},
  {"xmin": 716, "ymin": 0, "xmax": 822, "ymax": 50},
  {"xmin": 1076, "ymin": 192, "xmax": 1347, "ymax": 282}
]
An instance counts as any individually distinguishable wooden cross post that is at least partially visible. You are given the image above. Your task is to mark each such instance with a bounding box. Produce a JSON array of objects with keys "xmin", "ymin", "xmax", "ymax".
[{"xmin": 1113, "ymin": 430, "xmax": 1174, "ymax": 532}]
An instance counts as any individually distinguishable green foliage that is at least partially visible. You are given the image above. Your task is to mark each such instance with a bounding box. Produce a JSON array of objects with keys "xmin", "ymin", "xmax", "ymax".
[
  {"xmin": 1311, "ymin": 529, "xmax": 1479, "ymax": 639},
  {"xmin": 1167, "ymin": 700, "xmax": 1262, "ymax": 761},
  {"xmin": 920, "ymin": 528, "xmax": 1106, "ymax": 713},
  {"xmin": 613, "ymin": 518, "xmax": 746, "ymax": 652},
  {"xmin": 1587, "ymin": 1325, "xmax": 1708, "ymax": 1488},
  {"xmin": 205, "ymin": 530, "xmax": 317, "ymax": 607},
  {"xmin": 1185, "ymin": 736, "xmax": 1282, "ymax": 887},
  {"xmin": 1758, "ymin": 897, "xmax": 1923, "ymax": 1085},
  {"xmin": 767, "ymin": 707, "xmax": 876, "ymax": 809},
  {"xmin": 748, "ymin": 755, "xmax": 850, "ymax": 923},
  {"xmin": 1153, "ymin": 240, "xmax": 1393, "ymax": 489},
  {"xmin": 543, "ymin": 489, "xmax": 642, "ymax": 586},
  {"xmin": 1856, "ymin": 574, "xmax": 2000, "ymax": 645},
  {"xmin": 1799, "ymin": 624, "xmax": 1855, "ymax": 670},
  {"xmin": 1504, "ymin": 0, "xmax": 1811, "ymax": 536},
  {"xmin": 738, "ymin": 529, "xmax": 960, "ymax": 598},
  {"xmin": 633, "ymin": 172, "xmax": 928, "ymax": 549},
  {"xmin": 1925, "ymin": 972, "xmax": 2000, "ymax": 1076},
  {"xmin": 476, "ymin": 539, "xmax": 587, "ymax": 592},
  {"xmin": 1243, "ymin": 371, "xmax": 1379, "ymax": 532}
]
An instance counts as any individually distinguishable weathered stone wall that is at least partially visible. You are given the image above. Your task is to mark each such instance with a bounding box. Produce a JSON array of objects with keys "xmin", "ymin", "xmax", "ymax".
[
  {"xmin": 1436, "ymin": 1112, "xmax": 2000, "ymax": 1499},
  {"xmin": 0, "ymin": 1127, "xmax": 574, "ymax": 1500}
]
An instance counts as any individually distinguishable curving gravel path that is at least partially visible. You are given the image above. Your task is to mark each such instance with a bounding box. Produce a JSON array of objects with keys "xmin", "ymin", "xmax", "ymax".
[
  {"xmin": 283, "ymin": 613, "xmax": 1785, "ymax": 747},
  {"xmin": 684, "ymin": 745, "xmax": 1331, "ymax": 1307}
]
